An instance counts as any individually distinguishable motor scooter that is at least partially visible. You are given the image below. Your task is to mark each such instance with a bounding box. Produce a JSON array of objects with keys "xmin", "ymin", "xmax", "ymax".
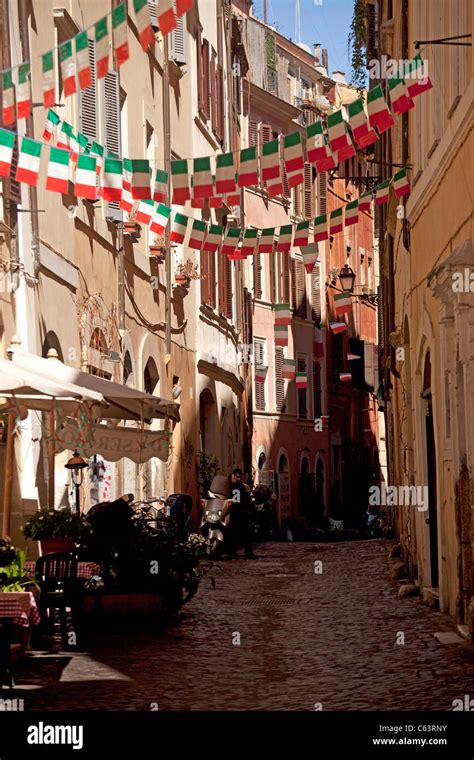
[{"xmin": 200, "ymin": 475, "xmax": 234, "ymax": 557}]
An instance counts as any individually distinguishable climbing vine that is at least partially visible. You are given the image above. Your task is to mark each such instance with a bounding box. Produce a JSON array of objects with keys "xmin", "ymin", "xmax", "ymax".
[{"xmin": 348, "ymin": 0, "xmax": 368, "ymax": 91}]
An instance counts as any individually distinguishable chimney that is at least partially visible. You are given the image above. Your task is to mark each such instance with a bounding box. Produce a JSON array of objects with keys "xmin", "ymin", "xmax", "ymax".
[
  {"xmin": 322, "ymin": 48, "xmax": 328, "ymax": 71},
  {"xmin": 313, "ymin": 43, "xmax": 321, "ymax": 64}
]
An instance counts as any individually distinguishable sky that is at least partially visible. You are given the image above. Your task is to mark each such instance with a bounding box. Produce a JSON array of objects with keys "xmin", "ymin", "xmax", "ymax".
[{"xmin": 251, "ymin": 0, "xmax": 355, "ymax": 81}]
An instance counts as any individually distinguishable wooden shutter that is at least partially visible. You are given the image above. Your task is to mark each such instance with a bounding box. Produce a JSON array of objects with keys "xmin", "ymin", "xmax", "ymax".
[
  {"xmin": 311, "ymin": 262, "xmax": 321, "ymax": 323},
  {"xmin": 225, "ymin": 256, "xmax": 233, "ymax": 320},
  {"xmin": 290, "ymin": 257, "xmax": 297, "ymax": 310},
  {"xmin": 103, "ymin": 70, "xmax": 122, "ymax": 220},
  {"xmin": 8, "ymin": 138, "xmax": 21, "ymax": 205},
  {"xmin": 196, "ymin": 26, "xmax": 203, "ymax": 113},
  {"xmin": 317, "ymin": 171, "xmax": 327, "ymax": 216},
  {"xmin": 269, "ymin": 250, "xmax": 276, "ymax": 304},
  {"xmin": 249, "ymin": 119, "xmax": 259, "ymax": 147},
  {"xmin": 80, "ymin": 38, "xmax": 98, "ymax": 143},
  {"xmin": 216, "ymin": 63, "xmax": 224, "ymax": 142},
  {"xmin": 148, "ymin": 0, "xmax": 158, "ymax": 29},
  {"xmin": 218, "ymin": 252, "xmax": 226, "ymax": 315},
  {"xmin": 297, "ymin": 356, "xmax": 308, "ymax": 419},
  {"xmin": 254, "ymin": 338, "xmax": 266, "ymax": 411},
  {"xmin": 275, "ymin": 347, "xmax": 285, "ymax": 412},
  {"xmin": 282, "ymin": 163, "xmax": 290, "ymax": 198},
  {"xmin": 200, "ymin": 249, "xmax": 210, "ymax": 305},
  {"xmin": 280, "ymin": 251, "xmax": 290, "ymax": 303},
  {"xmin": 170, "ymin": 9, "xmax": 186, "ymax": 64},
  {"xmin": 295, "ymin": 258, "xmax": 307, "ymax": 318},
  {"xmin": 210, "ymin": 51, "xmax": 217, "ymax": 133},
  {"xmin": 313, "ymin": 361, "xmax": 322, "ymax": 417},
  {"xmin": 303, "ymin": 162, "xmax": 313, "ymax": 219},
  {"xmin": 254, "ymin": 250, "xmax": 262, "ymax": 299},
  {"xmin": 293, "ymin": 185, "xmax": 301, "ymax": 217},
  {"xmin": 202, "ymin": 39, "xmax": 210, "ymax": 120},
  {"xmin": 260, "ymin": 123, "xmax": 273, "ymax": 145}
]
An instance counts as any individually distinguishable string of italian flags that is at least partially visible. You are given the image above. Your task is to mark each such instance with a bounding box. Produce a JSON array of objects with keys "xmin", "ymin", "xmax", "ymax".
[{"xmin": 1, "ymin": 1, "xmax": 194, "ymax": 123}]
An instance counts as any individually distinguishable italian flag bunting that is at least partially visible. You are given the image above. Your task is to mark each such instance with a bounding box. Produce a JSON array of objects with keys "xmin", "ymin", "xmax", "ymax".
[
  {"xmin": 221, "ymin": 227, "xmax": 241, "ymax": 256},
  {"xmin": 255, "ymin": 364, "xmax": 268, "ymax": 383},
  {"xmin": 226, "ymin": 179, "xmax": 241, "ymax": 206},
  {"xmin": 329, "ymin": 207, "xmax": 344, "ymax": 234},
  {"xmin": 112, "ymin": 2, "xmax": 130, "ymax": 67},
  {"xmin": 266, "ymin": 166, "xmax": 283, "ymax": 198},
  {"xmin": 216, "ymin": 152, "xmax": 236, "ymax": 195},
  {"xmin": 345, "ymin": 199, "xmax": 359, "ymax": 226},
  {"xmin": 339, "ymin": 372, "xmax": 352, "ymax": 382},
  {"xmin": 314, "ymin": 214, "xmax": 328, "ymax": 242},
  {"xmin": 120, "ymin": 158, "xmax": 134, "ymax": 212},
  {"xmin": 301, "ymin": 242, "xmax": 318, "ymax": 273},
  {"xmin": 375, "ymin": 178, "xmax": 391, "ymax": 205},
  {"xmin": 393, "ymin": 169, "xmax": 410, "ymax": 198},
  {"xmin": 274, "ymin": 325, "xmax": 288, "ymax": 347},
  {"xmin": 294, "ymin": 220, "xmax": 310, "ymax": 248},
  {"xmin": 274, "ymin": 303, "xmax": 291, "ymax": 325},
  {"xmin": 42, "ymin": 51, "xmax": 56, "ymax": 107},
  {"xmin": 337, "ymin": 141, "xmax": 356, "ymax": 163},
  {"xmin": 95, "ymin": 16, "xmax": 110, "ymax": 79},
  {"xmin": 327, "ymin": 109, "xmax": 351, "ymax": 153},
  {"xmin": 0, "ymin": 129, "xmax": 15, "ymax": 177},
  {"xmin": 2, "ymin": 70, "xmax": 15, "ymax": 125},
  {"xmin": 334, "ymin": 292, "xmax": 352, "ymax": 315},
  {"xmin": 330, "ymin": 322, "xmax": 348, "ymax": 334},
  {"xmin": 90, "ymin": 142, "xmax": 104, "ymax": 175},
  {"xmin": 283, "ymin": 131, "xmax": 305, "ymax": 188},
  {"xmin": 192, "ymin": 157, "xmax": 213, "ymax": 198},
  {"xmin": 404, "ymin": 54, "xmax": 433, "ymax": 98},
  {"xmin": 348, "ymin": 98, "xmax": 378, "ymax": 149},
  {"xmin": 75, "ymin": 154, "xmax": 97, "ymax": 199},
  {"xmin": 133, "ymin": 0, "xmax": 155, "ymax": 51},
  {"xmin": 153, "ymin": 169, "xmax": 168, "ymax": 203},
  {"xmin": 241, "ymin": 228, "xmax": 259, "ymax": 256},
  {"xmin": 171, "ymin": 159, "xmax": 190, "ymax": 204},
  {"xmin": 387, "ymin": 74, "xmax": 414, "ymax": 115},
  {"xmin": 367, "ymin": 85, "xmax": 394, "ymax": 133},
  {"xmin": 56, "ymin": 121, "xmax": 73, "ymax": 151},
  {"xmin": 59, "ymin": 39, "xmax": 77, "ymax": 96},
  {"xmin": 306, "ymin": 120, "xmax": 337, "ymax": 171},
  {"xmin": 77, "ymin": 133, "xmax": 89, "ymax": 155},
  {"xmin": 157, "ymin": 0, "xmax": 177, "ymax": 35},
  {"xmin": 16, "ymin": 137, "xmax": 42, "ymax": 185},
  {"xmin": 42, "ymin": 109, "xmax": 60, "ymax": 142},
  {"xmin": 202, "ymin": 224, "xmax": 222, "ymax": 253},
  {"xmin": 296, "ymin": 372, "xmax": 307, "ymax": 390},
  {"xmin": 176, "ymin": 0, "xmax": 194, "ymax": 14},
  {"xmin": 136, "ymin": 199, "xmax": 155, "ymax": 225},
  {"xmin": 314, "ymin": 326, "xmax": 324, "ymax": 358},
  {"xmin": 238, "ymin": 146, "xmax": 258, "ymax": 188},
  {"xmin": 261, "ymin": 138, "xmax": 280, "ymax": 182},
  {"xmin": 46, "ymin": 147, "xmax": 70, "ymax": 194},
  {"xmin": 258, "ymin": 227, "xmax": 275, "ymax": 254},
  {"xmin": 358, "ymin": 192, "xmax": 372, "ymax": 212},
  {"xmin": 100, "ymin": 157, "xmax": 123, "ymax": 201},
  {"xmin": 276, "ymin": 224, "xmax": 293, "ymax": 253},
  {"xmin": 150, "ymin": 203, "xmax": 171, "ymax": 235},
  {"xmin": 75, "ymin": 32, "xmax": 92, "ymax": 90},
  {"xmin": 282, "ymin": 357, "xmax": 296, "ymax": 380},
  {"xmin": 130, "ymin": 159, "xmax": 151, "ymax": 199},
  {"xmin": 209, "ymin": 178, "xmax": 223, "ymax": 208},
  {"xmin": 170, "ymin": 212, "xmax": 189, "ymax": 244},
  {"xmin": 188, "ymin": 219, "xmax": 207, "ymax": 250}
]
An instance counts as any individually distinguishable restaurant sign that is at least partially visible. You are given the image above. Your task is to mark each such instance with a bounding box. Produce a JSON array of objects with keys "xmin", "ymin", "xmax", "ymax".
[{"xmin": 55, "ymin": 420, "xmax": 170, "ymax": 463}]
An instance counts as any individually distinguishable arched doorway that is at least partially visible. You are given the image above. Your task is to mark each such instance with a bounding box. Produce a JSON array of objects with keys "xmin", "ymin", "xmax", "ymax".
[
  {"xmin": 315, "ymin": 458, "xmax": 325, "ymax": 520},
  {"xmin": 199, "ymin": 389, "xmax": 216, "ymax": 459},
  {"xmin": 422, "ymin": 352, "xmax": 439, "ymax": 589},
  {"xmin": 42, "ymin": 331, "xmax": 64, "ymax": 361},
  {"xmin": 276, "ymin": 452, "xmax": 290, "ymax": 527},
  {"xmin": 299, "ymin": 455, "xmax": 313, "ymax": 521}
]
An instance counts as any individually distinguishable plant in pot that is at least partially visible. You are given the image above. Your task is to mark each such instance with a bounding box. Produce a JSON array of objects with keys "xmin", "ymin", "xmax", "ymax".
[
  {"xmin": 22, "ymin": 508, "xmax": 89, "ymax": 555},
  {"xmin": 149, "ymin": 233, "xmax": 166, "ymax": 260},
  {"xmin": 0, "ymin": 537, "xmax": 37, "ymax": 593},
  {"xmin": 175, "ymin": 259, "xmax": 203, "ymax": 286},
  {"xmin": 123, "ymin": 211, "xmax": 141, "ymax": 238}
]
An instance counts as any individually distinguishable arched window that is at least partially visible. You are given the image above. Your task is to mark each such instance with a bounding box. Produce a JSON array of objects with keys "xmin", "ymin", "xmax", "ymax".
[
  {"xmin": 123, "ymin": 351, "xmax": 134, "ymax": 386},
  {"xmin": 144, "ymin": 357, "xmax": 159, "ymax": 395},
  {"xmin": 89, "ymin": 328, "xmax": 108, "ymax": 354}
]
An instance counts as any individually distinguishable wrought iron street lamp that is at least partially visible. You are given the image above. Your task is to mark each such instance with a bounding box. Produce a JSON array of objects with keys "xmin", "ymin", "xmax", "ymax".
[
  {"xmin": 65, "ymin": 450, "xmax": 88, "ymax": 514},
  {"xmin": 338, "ymin": 263, "xmax": 357, "ymax": 293}
]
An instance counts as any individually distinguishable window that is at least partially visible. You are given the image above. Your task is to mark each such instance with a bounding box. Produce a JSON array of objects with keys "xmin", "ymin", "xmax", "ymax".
[
  {"xmin": 79, "ymin": 38, "xmax": 98, "ymax": 144},
  {"xmin": 216, "ymin": 63, "xmax": 225, "ymax": 142},
  {"xmin": 275, "ymin": 347, "xmax": 285, "ymax": 413},
  {"xmin": 201, "ymin": 39, "xmax": 211, "ymax": 120},
  {"xmin": 254, "ymin": 250, "xmax": 262, "ymax": 299},
  {"xmin": 200, "ymin": 249, "xmax": 216, "ymax": 308},
  {"xmin": 303, "ymin": 162, "xmax": 313, "ymax": 219},
  {"xmin": 233, "ymin": 56, "xmax": 241, "ymax": 115},
  {"xmin": 291, "ymin": 256, "xmax": 307, "ymax": 318},
  {"xmin": 249, "ymin": 119, "xmax": 258, "ymax": 147},
  {"xmin": 103, "ymin": 70, "xmax": 121, "ymax": 219},
  {"xmin": 332, "ymin": 332, "xmax": 344, "ymax": 379},
  {"xmin": 210, "ymin": 50, "xmax": 217, "ymax": 133},
  {"xmin": 297, "ymin": 356, "xmax": 308, "ymax": 419},
  {"xmin": 317, "ymin": 172, "xmax": 327, "ymax": 215},
  {"xmin": 311, "ymin": 262, "xmax": 321, "ymax": 323},
  {"xmin": 254, "ymin": 338, "xmax": 266, "ymax": 412},
  {"xmin": 196, "ymin": 25, "xmax": 203, "ymax": 112},
  {"xmin": 170, "ymin": 8, "xmax": 186, "ymax": 65},
  {"xmin": 225, "ymin": 256, "xmax": 233, "ymax": 320},
  {"xmin": 279, "ymin": 251, "xmax": 290, "ymax": 303},
  {"xmin": 313, "ymin": 361, "xmax": 322, "ymax": 417},
  {"xmin": 269, "ymin": 250, "xmax": 276, "ymax": 304}
]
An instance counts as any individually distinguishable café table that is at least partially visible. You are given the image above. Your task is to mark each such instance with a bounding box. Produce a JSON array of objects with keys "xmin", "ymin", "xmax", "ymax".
[
  {"xmin": 0, "ymin": 591, "xmax": 41, "ymax": 629},
  {"xmin": 25, "ymin": 560, "xmax": 101, "ymax": 580}
]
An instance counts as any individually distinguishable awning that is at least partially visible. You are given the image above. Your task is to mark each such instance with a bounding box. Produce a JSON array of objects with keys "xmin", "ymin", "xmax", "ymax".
[{"xmin": 55, "ymin": 419, "xmax": 170, "ymax": 463}]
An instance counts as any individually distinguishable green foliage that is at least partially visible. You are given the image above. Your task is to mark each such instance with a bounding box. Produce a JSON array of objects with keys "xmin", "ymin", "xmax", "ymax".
[
  {"xmin": 196, "ymin": 452, "xmax": 219, "ymax": 495},
  {"xmin": 22, "ymin": 508, "xmax": 89, "ymax": 541},
  {"xmin": 0, "ymin": 544, "xmax": 37, "ymax": 592},
  {"xmin": 266, "ymin": 33, "xmax": 276, "ymax": 71},
  {"xmin": 348, "ymin": 0, "xmax": 368, "ymax": 90}
]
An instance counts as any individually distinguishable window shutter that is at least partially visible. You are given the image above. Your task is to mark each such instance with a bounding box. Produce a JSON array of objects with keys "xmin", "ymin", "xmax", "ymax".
[
  {"xmin": 170, "ymin": 10, "xmax": 186, "ymax": 64},
  {"xmin": 218, "ymin": 252, "xmax": 226, "ymax": 315},
  {"xmin": 254, "ymin": 338, "xmax": 266, "ymax": 411},
  {"xmin": 290, "ymin": 257, "xmax": 297, "ymax": 310},
  {"xmin": 311, "ymin": 262, "xmax": 321, "ymax": 323},
  {"xmin": 103, "ymin": 70, "xmax": 122, "ymax": 220},
  {"xmin": 364, "ymin": 342, "xmax": 375, "ymax": 389},
  {"xmin": 210, "ymin": 51, "xmax": 217, "ymax": 133},
  {"xmin": 293, "ymin": 185, "xmax": 301, "ymax": 217},
  {"xmin": 280, "ymin": 251, "xmax": 290, "ymax": 303},
  {"xmin": 202, "ymin": 39, "xmax": 210, "ymax": 120},
  {"xmin": 282, "ymin": 163, "xmax": 290, "ymax": 198},
  {"xmin": 148, "ymin": 0, "xmax": 159, "ymax": 29},
  {"xmin": 297, "ymin": 356, "xmax": 308, "ymax": 419},
  {"xmin": 317, "ymin": 171, "xmax": 327, "ymax": 216},
  {"xmin": 225, "ymin": 255, "xmax": 233, "ymax": 320},
  {"xmin": 304, "ymin": 162, "xmax": 313, "ymax": 218},
  {"xmin": 200, "ymin": 250, "xmax": 210, "ymax": 305},
  {"xmin": 313, "ymin": 361, "xmax": 322, "ymax": 417},
  {"xmin": 196, "ymin": 26, "xmax": 203, "ymax": 112},
  {"xmin": 254, "ymin": 250, "xmax": 262, "ymax": 299},
  {"xmin": 233, "ymin": 55, "xmax": 241, "ymax": 115},
  {"xmin": 9, "ymin": 139, "xmax": 21, "ymax": 205},
  {"xmin": 275, "ymin": 347, "xmax": 285, "ymax": 412},
  {"xmin": 260, "ymin": 123, "xmax": 272, "ymax": 145},
  {"xmin": 269, "ymin": 250, "xmax": 276, "ymax": 304},
  {"xmin": 217, "ymin": 63, "xmax": 225, "ymax": 142},
  {"xmin": 80, "ymin": 38, "xmax": 98, "ymax": 143},
  {"xmin": 295, "ymin": 258, "xmax": 307, "ymax": 318},
  {"xmin": 249, "ymin": 119, "xmax": 259, "ymax": 147}
]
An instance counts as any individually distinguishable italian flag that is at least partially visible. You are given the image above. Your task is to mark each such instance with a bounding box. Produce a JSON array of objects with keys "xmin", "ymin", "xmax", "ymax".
[
  {"xmin": 315, "ymin": 143, "xmax": 337, "ymax": 172},
  {"xmin": 16, "ymin": 137, "xmax": 42, "ymax": 185},
  {"xmin": 133, "ymin": 0, "xmax": 155, "ymax": 51},
  {"xmin": 120, "ymin": 158, "xmax": 134, "ymax": 212},
  {"xmin": 282, "ymin": 358, "xmax": 296, "ymax": 380},
  {"xmin": 68, "ymin": 131, "xmax": 80, "ymax": 163},
  {"xmin": 261, "ymin": 138, "xmax": 280, "ymax": 181},
  {"xmin": 314, "ymin": 326, "xmax": 324, "ymax": 358},
  {"xmin": 157, "ymin": 0, "xmax": 177, "ymax": 35},
  {"xmin": 375, "ymin": 178, "xmax": 391, "ymax": 205},
  {"xmin": 258, "ymin": 228, "xmax": 275, "ymax": 254},
  {"xmin": 216, "ymin": 152, "xmax": 236, "ymax": 195},
  {"xmin": 2, "ymin": 70, "xmax": 15, "ymax": 125},
  {"xmin": 74, "ymin": 154, "xmax": 97, "ymax": 199},
  {"xmin": 238, "ymin": 146, "xmax": 258, "ymax": 188},
  {"xmin": 153, "ymin": 169, "xmax": 168, "ymax": 203},
  {"xmin": 329, "ymin": 207, "xmax": 344, "ymax": 234},
  {"xmin": 75, "ymin": 32, "xmax": 92, "ymax": 90},
  {"xmin": 241, "ymin": 228, "xmax": 259, "ymax": 256},
  {"xmin": 221, "ymin": 227, "xmax": 241, "ymax": 256},
  {"xmin": 334, "ymin": 292, "xmax": 352, "ymax": 315},
  {"xmin": 276, "ymin": 225, "xmax": 293, "ymax": 253},
  {"xmin": 90, "ymin": 142, "xmax": 104, "ymax": 175},
  {"xmin": 100, "ymin": 157, "xmax": 123, "ymax": 201},
  {"xmin": 358, "ymin": 192, "xmax": 372, "ymax": 212},
  {"xmin": 209, "ymin": 185, "xmax": 223, "ymax": 208},
  {"xmin": 42, "ymin": 109, "xmax": 60, "ymax": 142},
  {"xmin": 330, "ymin": 322, "xmax": 347, "ymax": 334},
  {"xmin": 314, "ymin": 214, "xmax": 328, "ymax": 242},
  {"xmin": 171, "ymin": 159, "xmax": 190, "ymax": 204},
  {"xmin": 274, "ymin": 303, "xmax": 291, "ymax": 325},
  {"xmin": 339, "ymin": 372, "xmax": 352, "ymax": 382},
  {"xmin": 367, "ymin": 85, "xmax": 394, "ymax": 133},
  {"xmin": 226, "ymin": 181, "xmax": 241, "ymax": 206},
  {"xmin": 0, "ymin": 129, "xmax": 15, "ymax": 177},
  {"xmin": 347, "ymin": 98, "xmax": 378, "ymax": 149},
  {"xmin": 59, "ymin": 39, "xmax": 77, "ymax": 96},
  {"xmin": 170, "ymin": 212, "xmax": 189, "ymax": 244},
  {"xmin": 188, "ymin": 219, "xmax": 207, "ymax": 250},
  {"xmin": 274, "ymin": 325, "xmax": 288, "ymax": 347},
  {"xmin": 393, "ymin": 169, "xmax": 410, "ymax": 198},
  {"xmin": 193, "ymin": 157, "xmax": 213, "ymax": 198},
  {"xmin": 112, "ymin": 2, "xmax": 130, "ymax": 67},
  {"xmin": 77, "ymin": 133, "xmax": 89, "ymax": 155},
  {"xmin": 42, "ymin": 50, "xmax": 56, "ymax": 108},
  {"xmin": 284, "ymin": 131, "xmax": 305, "ymax": 187},
  {"xmin": 176, "ymin": 0, "xmax": 194, "ymax": 14},
  {"xmin": 190, "ymin": 185, "xmax": 204, "ymax": 209},
  {"xmin": 56, "ymin": 121, "xmax": 73, "ymax": 151},
  {"xmin": 266, "ymin": 169, "xmax": 283, "ymax": 198},
  {"xmin": 202, "ymin": 224, "xmax": 222, "ymax": 253},
  {"xmin": 150, "ymin": 203, "xmax": 171, "ymax": 235},
  {"xmin": 404, "ymin": 54, "xmax": 433, "ymax": 98},
  {"xmin": 301, "ymin": 243, "xmax": 319, "ymax": 273},
  {"xmin": 388, "ymin": 74, "xmax": 414, "ymax": 115},
  {"xmin": 46, "ymin": 147, "xmax": 70, "ymax": 193},
  {"xmin": 306, "ymin": 120, "xmax": 326, "ymax": 163},
  {"xmin": 130, "ymin": 159, "xmax": 151, "ymax": 199},
  {"xmin": 327, "ymin": 109, "xmax": 351, "ymax": 153},
  {"xmin": 228, "ymin": 251, "xmax": 246, "ymax": 261},
  {"xmin": 294, "ymin": 220, "xmax": 310, "ymax": 248},
  {"xmin": 136, "ymin": 199, "xmax": 155, "ymax": 225},
  {"xmin": 95, "ymin": 17, "xmax": 110, "ymax": 79},
  {"xmin": 296, "ymin": 372, "xmax": 307, "ymax": 390},
  {"xmin": 345, "ymin": 199, "xmax": 359, "ymax": 226},
  {"xmin": 255, "ymin": 364, "xmax": 268, "ymax": 383},
  {"xmin": 337, "ymin": 141, "xmax": 356, "ymax": 162}
]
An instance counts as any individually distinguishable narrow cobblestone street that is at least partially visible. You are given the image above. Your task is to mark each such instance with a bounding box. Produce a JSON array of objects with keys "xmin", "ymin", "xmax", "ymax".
[{"xmin": 13, "ymin": 540, "xmax": 474, "ymax": 711}]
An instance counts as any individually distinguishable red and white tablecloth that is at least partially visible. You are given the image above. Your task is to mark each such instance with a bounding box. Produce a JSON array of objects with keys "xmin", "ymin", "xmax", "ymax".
[
  {"xmin": 0, "ymin": 591, "xmax": 41, "ymax": 628},
  {"xmin": 25, "ymin": 561, "xmax": 101, "ymax": 580}
]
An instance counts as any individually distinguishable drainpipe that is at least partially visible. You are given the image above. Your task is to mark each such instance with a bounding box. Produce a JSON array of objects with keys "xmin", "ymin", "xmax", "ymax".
[{"xmin": 163, "ymin": 34, "xmax": 171, "ymax": 365}]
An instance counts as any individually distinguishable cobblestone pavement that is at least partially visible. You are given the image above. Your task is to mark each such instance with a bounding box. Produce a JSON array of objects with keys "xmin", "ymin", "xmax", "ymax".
[{"xmin": 11, "ymin": 539, "xmax": 474, "ymax": 711}]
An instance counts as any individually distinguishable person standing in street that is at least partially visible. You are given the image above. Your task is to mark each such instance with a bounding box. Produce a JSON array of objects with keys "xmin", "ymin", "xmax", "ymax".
[{"xmin": 230, "ymin": 468, "xmax": 257, "ymax": 559}]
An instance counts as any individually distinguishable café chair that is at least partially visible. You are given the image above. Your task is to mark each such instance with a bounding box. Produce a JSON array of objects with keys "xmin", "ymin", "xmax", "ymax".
[{"xmin": 35, "ymin": 553, "xmax": 83, "ymax": 648}]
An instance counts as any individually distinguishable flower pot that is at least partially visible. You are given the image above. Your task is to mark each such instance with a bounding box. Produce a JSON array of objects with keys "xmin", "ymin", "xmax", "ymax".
[
  {"xmin": 149, "ymin": 245, "xmax": 164, "ymax": 259},
  {"xmin": 40, "ymin": 537, "xmax": 75, "ymax": 555},
  {"xmin": 175, "ymin": 275, "xmax": 189, "ymax": 285}
]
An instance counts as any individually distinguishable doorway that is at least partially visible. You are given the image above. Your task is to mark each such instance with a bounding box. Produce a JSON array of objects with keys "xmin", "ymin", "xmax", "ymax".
[{"xmin": 423, "ymin": 353, "xmax": 439, "ymax": 589}]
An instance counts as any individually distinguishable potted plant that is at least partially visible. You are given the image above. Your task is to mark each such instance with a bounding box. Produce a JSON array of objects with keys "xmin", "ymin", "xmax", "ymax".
[
  {"xmin": 123, "ymin": 211, "xmax": 140, "ymax": 237},
  {"xmin": 149, "ymin": 234, "xmax": 166, "ymax": 260},
  {"xmin": 196, "ymin": 452, "xmax": 220, "ymax": 496},
  {"xmin": 175, "ymin": 259, "xmax": 203, "ymax": 286},
  {"xmin": 22, "ymin": 508, "xmax": 89, "ymax": 555},
  {"xmin": 0, "ymin": 538, "xmax": 37, "ymax": 593}
]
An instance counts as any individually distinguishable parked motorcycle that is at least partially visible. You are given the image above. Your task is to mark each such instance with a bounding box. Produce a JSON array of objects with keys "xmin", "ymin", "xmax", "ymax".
[
  {"xmin": 250, "ymin": 486, "xmax": 274, "ymax": 541},
  {"xmin": 200, "ymin": 475, "xmax": 234, "ymax": 557}
]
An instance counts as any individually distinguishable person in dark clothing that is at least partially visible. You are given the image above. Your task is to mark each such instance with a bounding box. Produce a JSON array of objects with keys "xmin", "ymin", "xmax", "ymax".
[{"xmin": 230, "ymin": 468, "xmax": 257, "ymax": 559}]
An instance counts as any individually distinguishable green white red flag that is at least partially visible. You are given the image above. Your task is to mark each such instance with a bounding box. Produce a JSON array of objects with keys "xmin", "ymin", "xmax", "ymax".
[
  {"xmin": 176, "ymin": 0, "xmax": 194, "ymax": 14},
  {"xmin": 348, "ymin": 98, "xmax": 378, "ymax": 149},
  {"xmin": 193, "ymin": 156, "xmax": 213, "ymax": 198},
  {"xmin": 314, "ymin": 214, "xmax": 328, "ymax": 242},
  {"xmin": 157, "ymin": 0, "xmax": 177, "ymax": 35},
  {"xmin": 261, "ymin": 138, "xmax": 280, "ymax": 182},
  {"xmin": 314, "ymin": 326, "xmax": 324, "ymax": 358},
  {"xmin": 329, "ymin": 207, "xmax": 343, "ymax": 234},
  {"xmin": 15, "ymin": 64, "xmax": 31, "ymax": 122},
  {"xmin": 301, "ymin": 242, "xmax": 318, "ymax": 274},
  {"xmin": 100, "ymin": 157, "xmax": 123, "ymax": 201},
  {"xmin": 387, "ymin": 74, "xmax": 414, "ymax": 115},
  {"xmin": 266, "ymin": 167, "xmax": 283, "ymax": 198},
  {"xmin": 133, "ymin": 0, "xmax": 156, "ymax": 50},
  {"xmin": 90, "ymin": 142, "xmax": 104, "ymax": 175},
  {"xmin": 221, "ymin": 227, "xmax": 241, "ymax": 256},
  {"xmin": 150, "ymin": 203, "xmax": 171, "ymax": 235},
  {"xmin": 258, "ymin": 228, "xmax": 275, "ymax": 254},
  {"xmin": 339, "ymin": 372, "xmax": 352, "ymax": 382},
  {"xmin": 2, "ymin": 70, "xmax": 15, "ymax": 125},
  {"xmin": 215, "ymin": 152, "xmax": 236, "ymax": 195},
  {"xmin": 74, "ymin": 154, "xmax": 97, "ymax": 199},
  {"xmin": 153, "ymin": 169, "xmax": 168, "ymax": 203},
  {"xmin": 0, "ymin": 129, "xmax": 15, "ymax": 177},
  {"xmin": 367, "ymin": 84, "xmax": 394, "ymax": 133},
  {"xmin": 202, "ymin": 224, "xmax": 222, "ymax": 253},
  {"xmin": 274, "ymin": 303, "xmax": 291, "ymax": 326},
  {"xmin": 95, "ymin": 16, "xmax": 110, "ymax": 79},
  {"xmin": 188, "ymin": 219, "xmax": 207, "ymax": 250},
  {"xmin": 330, "ymin": 322, "xmax": 348, "ymax": 334},
  {"xmin": 241, "ymin": 228, "xmax": 259, "ymax": 256},
  {"xmin": 276, "ymin": 225, "xmax": 293, "ymax": 253},
  {"xmin": 393, "ymin": 169, "xmax": 410, "ymax": 198},
  {"xmin": 112, "ymin": 3, "xmax": 130, "ymax": 67},
  {"xmin": 120, "ymin": 158, "xmax": 134, "ymax": 212},
  {"xmin": 46, "ymin": 147, "xmax": 70, "ymax": 193},
  {"xmin": 283, "ymin": 131, "xmax": 305, "ymax": 188},
  {"xmin": 238, "ymin": 146, "xmax": 258, "ymax": 188},
  {"xmin": 294, "ymin": 220, "xmax": 310, "ymax": 248},
  {"xmin": 255, "ymin": 364, "xmax": 268, "ymax": 383},
  {"xmin": 42, "ymin": 109, "xmax": 60, "ymax": 142},
  {"xmin": 282, "ymin": 358, "xmax": 296, "ymax": 380},
  {"xmin": 334, "ymin": 292, "xmax": 352, "ymax": 315},
  {"xmin": 170, "ymin": 212, "xmax": 189, "ymax": 244},
  {"xmin": 171, "ymin": 159, "xmax": 190, "ymax": 204},
  {"xmin": 306, "ymin": 120, "xmax": 337, "ymax": 171},
  {"xmin": 358, "ymin": 192, "xmax": 372, "ymax": 212},
  {"xmin": 404, "ymin": 54, "xmax": 433, "ymax": 98},
  {"xmin": 59, "ymin": 39, "xmax": 77, "ymax": 96},
  {"xmin": 42, "ymin": 51, "xmax": 56, "ymax": 107},
  {"xmin": 274, "ymin": 325, "xmax": 289, "ymax": 347},
  {"xmin": 16, "ymin": 137, "xmax": 42, "ymax": 186},
  {"xmin": 75, "ymin": 31, "xmax": 92, "ymax": 90},
  {"xmin": 209, "ymin": 179, "xmax": 223, "ymax": 208},
  {"xmin": 136, "ymin": 199, "xmax": 155, "ymax": 225},
  {"xmin": 296, "ymin": 372, "xmax": 307, "ymax": 389},
  {"xmin": 375, "ymin": 178, "xmax": 391, "ymax": 205},
  {"xmin": 56, "ymin": 121, "xmax": 73, "ymax": 151},
  {"xmin": 327, "ymin": 109, "xmax": 352, "ymax": 153},
  {"xmin": 344, "ymin": 199, "xmax": 359, "ymax": 226},
  {"xmin": 130, "ymin": 159, "xmax": 151, "ymax": 199}
]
